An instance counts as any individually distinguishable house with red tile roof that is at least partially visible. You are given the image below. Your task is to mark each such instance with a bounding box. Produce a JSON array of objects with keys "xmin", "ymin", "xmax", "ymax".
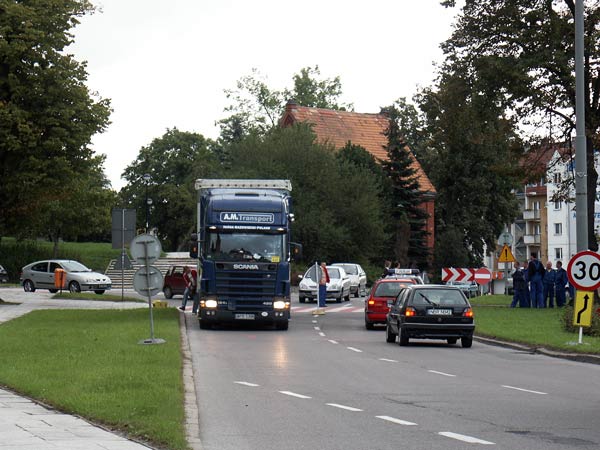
[{"xmin": 280, "ymin": 100, "xmax": 436, "ymax": 258}]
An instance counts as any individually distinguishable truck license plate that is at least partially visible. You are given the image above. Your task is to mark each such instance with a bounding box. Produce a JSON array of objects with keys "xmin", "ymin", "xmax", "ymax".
[{"xmin": 235, "ymin": 313, "xmax": 255, "ymax": 320}]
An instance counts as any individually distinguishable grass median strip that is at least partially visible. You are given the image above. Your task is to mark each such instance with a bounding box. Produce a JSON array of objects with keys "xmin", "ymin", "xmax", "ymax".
[
  {"xmin": 0, "ymin": 308, "xmax": 186, "ymax": 449},
  {"xmin": 52, "ymin": 292, "xmax": 146, "ymax": 302}
]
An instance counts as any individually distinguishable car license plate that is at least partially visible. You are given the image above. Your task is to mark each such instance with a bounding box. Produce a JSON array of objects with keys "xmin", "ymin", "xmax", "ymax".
[
  {"xmin": 427, "ymin": 309, "xmax": 452, "ymax": 316},
  {"xmin": 97, "ymin": 285, "xmax": 107, "ymax": 289},
  {"xmin": 235, "ymin": 313, "xmax": 255, "ymax": 320}
]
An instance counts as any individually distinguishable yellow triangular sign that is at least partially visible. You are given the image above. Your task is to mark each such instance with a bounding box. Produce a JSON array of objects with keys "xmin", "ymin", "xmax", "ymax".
[{"xmin": 498, "ymin": 244, "xmax": 515, "ymax": 263}]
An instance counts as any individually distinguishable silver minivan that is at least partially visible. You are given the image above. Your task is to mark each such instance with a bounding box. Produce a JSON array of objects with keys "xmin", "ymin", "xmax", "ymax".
[{"xmin": 21, "ymin": 259, "xmax": 112, "ymax": 294}]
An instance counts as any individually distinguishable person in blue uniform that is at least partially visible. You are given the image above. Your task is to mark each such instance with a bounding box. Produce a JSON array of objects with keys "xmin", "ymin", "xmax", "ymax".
[
  {"xmin": 554, "ymin": 260, "xmax": 568, "ymax": 307},
  {"xmin": 542, "ymin": 261, "xmax": 556, "ymax": 308},
  {"xmin": 528, "ymin": 252, "xmax": 545, "ymax": 308},
  {"xmin": 510, "ymin": 261, "xmax": 528, "ymax": 308}
]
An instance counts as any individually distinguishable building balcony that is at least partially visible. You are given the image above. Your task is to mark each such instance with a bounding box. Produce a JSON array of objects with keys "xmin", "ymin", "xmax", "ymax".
[
  {"xmin": 523, "ymin": 209, "xmax": 541, "ymax": 221},
  {"xmin": 523, "ymin": 234, "xmax": 541, "ymax": 245}
]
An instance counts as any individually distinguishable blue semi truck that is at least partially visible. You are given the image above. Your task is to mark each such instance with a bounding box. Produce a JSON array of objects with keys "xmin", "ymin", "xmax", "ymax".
[{"xmin": 191, "ymin": 179, "xmax": 300, "ymax": 330}]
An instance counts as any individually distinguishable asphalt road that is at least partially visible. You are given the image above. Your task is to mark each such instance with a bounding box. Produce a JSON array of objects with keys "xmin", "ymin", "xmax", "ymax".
[{"xmin": 186, "ymin": 295, "xmax": 600, "ymax": 450}]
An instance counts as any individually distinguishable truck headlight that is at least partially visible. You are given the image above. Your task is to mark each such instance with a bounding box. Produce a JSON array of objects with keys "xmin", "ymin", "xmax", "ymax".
[
  {"xmin": 273, "ymin": 300, "xmax": 289, "ymax": 310},
  {"xmin": 202, "ymin": 299, "xmax": 218, "ymax": 308}
]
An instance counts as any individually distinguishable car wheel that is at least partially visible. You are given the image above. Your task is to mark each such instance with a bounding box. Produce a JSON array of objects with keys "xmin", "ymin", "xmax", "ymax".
[
  {"xmin": 386, "ymin": 323, "xmax": 396, "ymax": 343},
  {"xmin": 365, "ymin": 319, "xmax": 375, "ymax": 330},
  {"xmin": 69, "ymin": 281, "xmax": 81, "ymax": 293},
  {"xmin": 275, "ymin": 321, "xmax": 289, "ymax": 331},
  {"xmin": 49, "ymin": 289, "xmax": 58, "ymax": 293},
  {"xmin": 398, "ymin": 327, "xmax": 409, "ymax": 346},
  {"xmin": 23, "ymin": 280, "xmax": 36, "ymax": 292},
  {"xmin": 163, "ymin": 286, "xmax": 173, "ymax": 299},
  {"xmin": 447, "ymin": 338, "xmax": 457, "ymax": 345},
  {"xmin": 336, "ymin": 295, "xmax": 342, "ymax": 303},
  {"xmin": 299, "ymin": 296, "xmax": 305, "ymax": 303},
  {"xmin": 461, "ymin": 336, "xmax": 473, "ymax": 348},
  {"xmin": 344, "ymin": 292, "xmax": 351, "ymax": 301},
  {"xmin": 94, "ymin": 290, "xmax": 105, "ymax": 295},
  {"xmin": 354, "ymin": 288, "xmax": 360, "ymax": 298}
]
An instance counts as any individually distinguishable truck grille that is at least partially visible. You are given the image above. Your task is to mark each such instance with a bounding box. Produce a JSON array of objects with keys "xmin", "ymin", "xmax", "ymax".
[{"xmin": 215, "ymin": 266, "xmax": 277, "ymax": 310}]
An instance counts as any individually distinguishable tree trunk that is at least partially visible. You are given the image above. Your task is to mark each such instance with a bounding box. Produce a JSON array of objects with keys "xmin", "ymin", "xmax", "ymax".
[
  {"xmin": 52, "ymin": 237, "xmax": 60, "ymax": 258},
  {"xmin": 394, "ymin": 218, "xmax": 410, "ymax": 267}
]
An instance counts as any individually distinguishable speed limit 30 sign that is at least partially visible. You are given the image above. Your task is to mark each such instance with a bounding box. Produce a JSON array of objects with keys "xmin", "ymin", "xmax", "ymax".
[{"xmin": 567, "ymin": 251, "xmax": 600, "ymax": 291}]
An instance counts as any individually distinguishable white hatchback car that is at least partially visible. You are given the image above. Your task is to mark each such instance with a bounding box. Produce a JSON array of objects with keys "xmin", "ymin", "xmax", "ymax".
[
  {"xmin": 21, "ymin": 259, "xmax": 112, "ymax": 294},
  {"xmin": 298, "ymin": 265, "xmax": 351, "ymax": 303},
  {"xmin": 331, "ymin": 263, "xmax": 367, "ymax": 297}
]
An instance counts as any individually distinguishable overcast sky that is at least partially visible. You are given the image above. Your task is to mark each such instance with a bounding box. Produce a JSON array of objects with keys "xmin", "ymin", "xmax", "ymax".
[{"xmin": 69, "ymin": 0, "xmax": 463, "ymax": 190}]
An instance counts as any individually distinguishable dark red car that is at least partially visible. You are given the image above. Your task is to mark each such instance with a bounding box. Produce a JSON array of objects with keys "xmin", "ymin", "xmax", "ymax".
[
  {"xmin": 162, "ymin": 265, "xmax": 188, "ymax": 299},
  {"xmin": 364, "ymin": 278, "xmax": 417, "ymax": 329}
]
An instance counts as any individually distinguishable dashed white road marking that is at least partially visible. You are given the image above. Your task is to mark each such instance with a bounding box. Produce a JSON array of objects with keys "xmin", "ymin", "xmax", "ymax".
[
  {"xmin": 379, "ymin": 358, "xmax": 398, "ymax": 363},
  {"xmin": 279, "ymin": 391, "xmax": 312, "ymax": 399},
  {"xmin": 314, "ymin": 326, "xmax": 321, "ymax": 331},
  {"xmin": 347, "ymin": 347, "xmax": 362, "ymax": 353},
  {"xmin": 428, "ymin": 370, "xmax": 456, "ymax": 377},
  {"xmin": 234, "ymin": 381, "xmax": 259, "ymax": 387},
  {"xmin": 438, "ymin": 431, "xmax": 495, "ymax": 445},
  {"xmin": 502, "ymin": 385, "xmax": 547, "ymax": 395},
  {"xmin": 376, "ymin": 415, "xmax": 417, "ymax": 426},
  {"xmin": 312, "ymin": 320, "xmax": 318, "ymax": 323},
  {"xmin": 328, "ymin": 339, "xmax": 338, "ymax": 344},
  {"xmin": 319, "ymin": 332, "xmax": 326, "ymax": 337},
  {"xmin": 326, "ymin": 403, "xmax": 363, "ymax": 412}
]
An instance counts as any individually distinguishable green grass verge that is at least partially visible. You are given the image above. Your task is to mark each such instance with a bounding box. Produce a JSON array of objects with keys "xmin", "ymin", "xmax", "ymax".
[
  {"xmin": 469, "ymin": 294, "xmax": 513, "ymax": 306},
  {"xmin": 0, "ymin": 309, "xmax": 187, "ymax": 449},
  {"xmin": 474, "ymin": 300, "xmax": 600, "ymax": 353},
  {"xmin": 52, "ymin": 292, "xmax": 145, "ymax": 302}
]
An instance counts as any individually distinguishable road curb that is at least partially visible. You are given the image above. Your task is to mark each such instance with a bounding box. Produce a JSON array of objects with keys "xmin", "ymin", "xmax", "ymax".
[
  {"xmin": 179, "ymin": 312, "xmax": 204, "ymax": 450},
  {"xmin": 474, "ymin": 335, "xmax": 600, "ymax": 365}
]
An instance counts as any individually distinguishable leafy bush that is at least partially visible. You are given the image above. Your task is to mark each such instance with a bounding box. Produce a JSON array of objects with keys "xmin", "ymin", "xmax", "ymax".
[{"xmin": 561, "ymin": 304, "xmax": 600, "ymax": 336}]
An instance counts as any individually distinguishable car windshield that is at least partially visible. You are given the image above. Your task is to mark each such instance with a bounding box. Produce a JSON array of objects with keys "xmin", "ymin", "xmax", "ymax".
[
  {"xmin": 327, "ymin": 268, "xmax": 341, "ymax": 279},
  {"xmin": 336, "ymin": 264, "xmax": 357, "ymax": 275},
  {"xmin": 61, "ymin": 261, "xmax": 91, "ymax": 272},
  {"xmin": 373, "ymin": 282, "xmax": 407, "ymax": 297},
  {"xmin": 204, "ymin": 232, "xmax": 284, "ymax": 262},
  {"xmin": 411, "ymin": 289, "xmax": 468, "ymax": 306}
]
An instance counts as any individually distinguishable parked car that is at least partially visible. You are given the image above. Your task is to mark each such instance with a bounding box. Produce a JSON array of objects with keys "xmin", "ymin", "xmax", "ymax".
[
  {"xmin": 298, "ymin": 265, "xmax": 351, "ymax": 303},
  {"xmin": 331, "ymin": 263, "xmax": 367, "ymax": 297},
  {"xmin": 0, "ymin": 265, "xmax": 8, "ymax": 283},
  {"xmin": 20, "ymin": 260, "xmax": 112, "ymax": 294},
  {"xmin": 162, "ymin": 265, "xmax": 188, "ymax": 299},
  {"xmin": 364, "ymin": 277, "xmax": 418, "ymax": 329},
  {"xmin": 445, "ymin": 280, "xmax": 479, "ymax": 298},
  {"xmin": 385, "ymin": 285, "xmax": 475, "ymax": 348}
]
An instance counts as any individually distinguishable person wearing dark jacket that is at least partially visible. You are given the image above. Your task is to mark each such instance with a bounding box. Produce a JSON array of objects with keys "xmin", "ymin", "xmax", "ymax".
[
  {"xmin": 528, "ymin": 252, "xmax": 545, "ymax": 308},
  {"xmin": 555, "ymin": 260, "xmax": 568, "ymax": 307},
  {"xmin": 542, "ymin": 261, "xmax": 556, "ymax": 308},
  {"xmin": 510, "ymin": 261, "xmax": 528, "ymax": 308}
]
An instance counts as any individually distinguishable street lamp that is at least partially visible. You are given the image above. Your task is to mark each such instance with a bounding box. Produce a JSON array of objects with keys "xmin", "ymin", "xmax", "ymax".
[{"xmin": 143, "ymin": 173, "xmax": 151, "ymax": 233}]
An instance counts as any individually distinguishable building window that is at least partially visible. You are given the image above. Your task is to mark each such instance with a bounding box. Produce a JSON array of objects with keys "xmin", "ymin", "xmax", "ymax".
[
  {"xmin": 555, "ymin": 248, "xmax": 563, "ymax": 260},
  {"xmin": 534, "ymin": 224, "xmax": 541, "ymax": 235},
  {"xmin": 553, "ymin": 173, "xmax": 562, "ymax": 184},
  {"xmin": 533, "ymin": 201, "xmax": 540, "ymax": 210},
  {"xmin": 554, "ymin": 223, "xmax": 562, "ymax": 235},
  {"xmin": 554, "ymin": 200, "xmax": 561, "ymax": 210}
]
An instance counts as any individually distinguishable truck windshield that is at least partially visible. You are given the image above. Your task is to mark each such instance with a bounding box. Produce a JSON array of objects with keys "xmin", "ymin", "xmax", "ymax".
[{"xmin": 205, "ymin": 232, "xmax": 285, "ymax": 262}]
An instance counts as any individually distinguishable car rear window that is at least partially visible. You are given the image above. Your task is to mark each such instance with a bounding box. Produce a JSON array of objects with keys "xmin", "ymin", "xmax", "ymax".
[
  {"xmin": 374, "ymin": 282, "xmax": 408, "ymax": 297},
  {"xmin": 411, "ymin": 289, "xmax": 468, "ymax": 306}
]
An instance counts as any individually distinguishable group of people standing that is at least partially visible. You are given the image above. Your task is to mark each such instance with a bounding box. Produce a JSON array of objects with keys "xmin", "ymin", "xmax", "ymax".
[{"xmin": 511, "ymin": 252, "xmax": 571, "ymax": 308}]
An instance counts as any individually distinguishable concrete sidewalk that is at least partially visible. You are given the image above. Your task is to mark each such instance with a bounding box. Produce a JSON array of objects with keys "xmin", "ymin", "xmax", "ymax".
[{"xmin": 0, "ymin": 288, "xmax": 157, "ymax": 450}]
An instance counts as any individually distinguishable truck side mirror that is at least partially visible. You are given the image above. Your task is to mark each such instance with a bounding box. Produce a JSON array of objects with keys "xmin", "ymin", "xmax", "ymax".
[
  {"xmin": 290, "ymin": 242, "xmax": 303, "ymax": 261},
  {"xmin": 190, "ymin": 233, "xmax": 198, "ymax": 258}
]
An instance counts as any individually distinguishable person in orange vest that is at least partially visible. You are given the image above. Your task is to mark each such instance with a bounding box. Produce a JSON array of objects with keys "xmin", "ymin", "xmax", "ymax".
[{"xmin": 318, "ymin": 262, "xmax": 330, "ymax": 308}]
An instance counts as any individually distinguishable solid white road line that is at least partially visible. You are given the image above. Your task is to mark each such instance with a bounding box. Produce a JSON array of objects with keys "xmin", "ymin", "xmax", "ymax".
[
  {"xmin": 428, "ymin": 370, "xmax": 456, "ymax": 377},
  {"xmin": 234, "ymin": 381, "xmax": 259, "ymax": 387},
  {"xmin": 438, "ymin": 431, "xmax": 495, "ymax": 445},
  {"xmin": 376, "ymin": 415, "xmax": 417, "ymax": 426},
  {"xmin": 319, "ymin": 332, "xmax": 326, "ymax": 337},
  {"xmin": 379, "ymin": 358, "xmax": 398, "ymax": 363},
  {"xmin": 279, "ymin": 391, "xmax": 312, "ymax": 399},
  {"xmin": 326, "ymin": 403, "xmax": 363, "ymax": 412},
  {"xmin": 328, "ymin": 339, "xmax": 339, "ymax": 344},
  {"xmin": 347, "ymin": 346, "xmax": 363, "ymax": 353},
  {"xmin": 502, "ymin": 385, "xmax": 548, "ymax": 395}
]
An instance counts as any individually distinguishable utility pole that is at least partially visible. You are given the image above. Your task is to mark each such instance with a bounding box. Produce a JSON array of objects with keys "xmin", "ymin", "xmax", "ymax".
[{"xmin": 575, "ymin": 0, "xmax": 588, "ymax": 252}]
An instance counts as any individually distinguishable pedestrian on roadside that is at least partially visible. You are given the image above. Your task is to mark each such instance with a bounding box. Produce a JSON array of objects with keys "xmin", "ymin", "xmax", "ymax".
[
  {"xmin": 542, "ymin": 261, "xmax": 556, "ymax": 308},
  {"xmin": 528, "ymin": 252, "xmax": 545, "ymax": 308},
  {"xmin": 318, "ymin": 262, "xmax": 330, "ymax": 308},
  {"xmin": 179, "ymin": 266, "xmax": 197, "ymax": 312},
  {"xmin": 523, "ymin": 261, "xmax": 531, "ymax": 306},
  {"xmin": 510, "ymin": 261, "xmax": 528, "ymax": 308},
  {"xmin": 189, "ymin": 266, "xmax": 199, "ymax": 314},
  {"xmin": 555, "ymin": 260, "xmax": 568, "ymax": 307},
  {"xmin": 382, "ymin": 260, "xmax": 392, "ymax": 278}
]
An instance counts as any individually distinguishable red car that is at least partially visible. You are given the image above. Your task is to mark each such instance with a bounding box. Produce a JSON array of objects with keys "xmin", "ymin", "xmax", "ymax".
[
  {"xmin": 162, "ymin": 265, "xmax": 188, "ymax": 299},
  {"xmin": 364, "ymin": 278, "xmax": 417, "ymax": 329}
]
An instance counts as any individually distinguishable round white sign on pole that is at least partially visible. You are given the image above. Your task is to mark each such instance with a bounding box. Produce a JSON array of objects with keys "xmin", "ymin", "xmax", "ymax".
[
  {"xmin": 567, "ymin": 250, "xmax": 600, "ymax": 291},
  {"xmin": 133, "ymin": 266, "xmax": 164, "ymax": 297},
  {"xmin": 130, "ymin": 234, "xmax": 162, "ymax": 264},
  {"xmin": 498, "ymin": 231, "xmax": 513, "ymax": 246}
]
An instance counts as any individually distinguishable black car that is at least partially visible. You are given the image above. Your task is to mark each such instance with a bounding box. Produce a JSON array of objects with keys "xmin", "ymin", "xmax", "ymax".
[{"xmin": 385, "ymin": 285, "xmax": 475, "ymax": 348}]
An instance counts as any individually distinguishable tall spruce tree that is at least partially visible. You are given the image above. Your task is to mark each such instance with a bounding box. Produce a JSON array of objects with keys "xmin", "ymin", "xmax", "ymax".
[{"xmin": 380, "ymin": 106, "xmax": 429, "ymax": 268}]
